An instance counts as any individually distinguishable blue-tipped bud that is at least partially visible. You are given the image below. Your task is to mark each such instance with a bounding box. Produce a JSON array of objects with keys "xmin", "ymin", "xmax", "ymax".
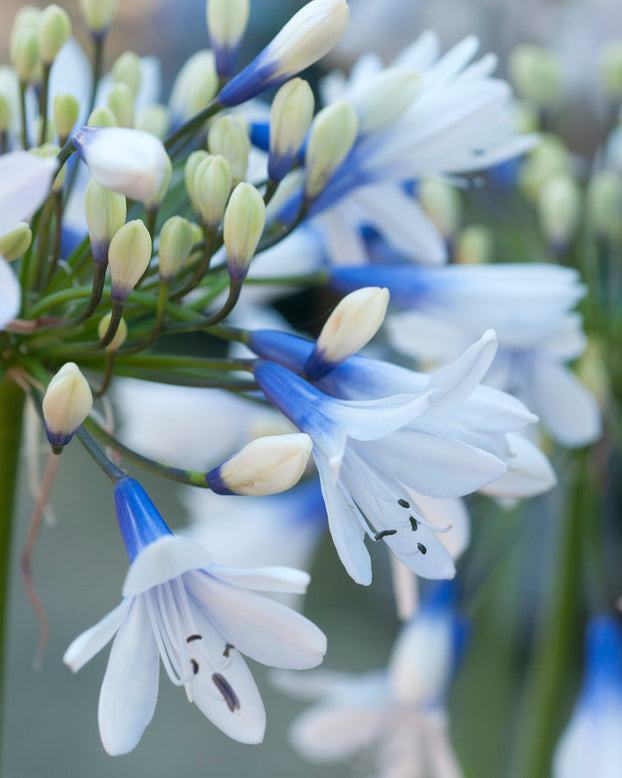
[
  {"xmin": 206, "ymin": 0, "xmax": 250, "ymax": 79},
  {"xmin": 268, "ymin": 78, "xmax": 314, "ymax": 183},
  {"xmin": 223, "ymin": 182, "xmax": 265, "ymax": 281},
  {"xmin": 42, "ymin": 362, "xmax": 93, "ymax": 447}
]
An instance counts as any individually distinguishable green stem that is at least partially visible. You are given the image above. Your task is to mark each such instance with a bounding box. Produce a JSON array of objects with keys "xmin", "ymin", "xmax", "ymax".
[
  {"xmin": 164, "ymin": 101, "xmax": 224, "ymax": 153},
  {"xmin": 0, "ymin": 378, "xmax": 26, "ymax": 753},
  {"xmin": 38, "ymin": 64, "xmax": 51, "ymax": 145}
]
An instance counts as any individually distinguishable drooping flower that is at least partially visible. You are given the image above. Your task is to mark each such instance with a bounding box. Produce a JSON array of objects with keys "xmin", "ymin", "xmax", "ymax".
[
  {"xmin": 251, "ymin": 330, "xmax": 543, "ymax": 585},
  {"xmin": 63, "ymin": 477, "xmax": 327, "ymax": 755},
  {"xmin": 276, "ymin": 583, "xmax": 465, "ymax": 778},
  {"xmin": 553, "ymin": 616, "xmax": 622, "ymax": 778},
  {"xmin": 329, "ymin": 262, "xmax": 601, "ymax": 447}
]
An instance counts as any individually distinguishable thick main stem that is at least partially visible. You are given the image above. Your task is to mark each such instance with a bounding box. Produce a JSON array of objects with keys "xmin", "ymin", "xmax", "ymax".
[{"xmin": 0, "ymin": 378, "xmax": 26, "ymax": 757}]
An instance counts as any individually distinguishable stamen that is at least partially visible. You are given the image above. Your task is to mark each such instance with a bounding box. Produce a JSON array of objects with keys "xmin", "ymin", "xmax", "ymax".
[
  {"xmin": 212, "ymin": 673, "xmax": 240, "ymax": 712},
  {"xmin": 223, "ymin": 643, "xmax": 234, "ymax": 657},
  {"xmin": 417, "ymin": 542, "xmax": 427, "ymax": 555},
  {"xmin": 186, "ymin": 634, "xmax": 202, "ymax": 643},
  {"xmin": 397, "ymin": 498, "xmax": 410, "ymax": 508},
  {"xmin": 409, "ymin": 516, "xmax": 418, "ymax": 532},
  {"xmin": 190, "ymin": 659, "xmax": 199, "ymax": 675},
  {"xmin": 374, "ymin": 529, "xmax": 397, "ymax": 541}
]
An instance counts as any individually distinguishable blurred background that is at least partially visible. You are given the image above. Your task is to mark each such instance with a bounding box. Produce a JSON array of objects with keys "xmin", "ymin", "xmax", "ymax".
[{"xmin": 1, "ymin": 0, "xmax": 621, "ymax": 776}]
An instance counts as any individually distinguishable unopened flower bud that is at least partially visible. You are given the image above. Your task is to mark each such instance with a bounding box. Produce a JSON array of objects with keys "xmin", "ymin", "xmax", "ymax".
[
  {"xmin": 0, "ymin": 222, "xmax": 32, "ymax": 262},
  {"xmin": 87, "ymin": 106, "xmax": 117, "ymax": 128},
  {"xmin": 42, "ymin": 362, "xmax": 93, "ymax": 447},
  {"xmin": 189, "ymin": 221, "xmax": 203, "ymax": 246},
  {"xmin": 53, "ymin": 93, "xmax": 79, "ymax": 143},
  {"xmin": 208, "ymin": 115, "xmax": 250, "ymax": 184},
  {"xmin": 111, "ymin": 51, "xmax": 141, "ymax": 97},
  {"xmin": 11, "ymin": 29, "xmax": 40, "ymax": 83},
  {"xmin": 169, "ymin": 50, "xmax": 218, "ymax": 124},
  {"xmin": 84, "ymin": 179, "xmax": 126, "ymax": 265},
  {"xmin": 206, "ymin": 433, "xmax": 312, "ymax": 495},
  {"xmin": 184, "ymin": 150, "xmax": 210, "ymax": 212},
  {"xmin": 305, "ymin": 287, "xmax": 389, "ymax": 379},
  {"xmin": 108, "ymin": 219, "xmax": 152, "ymax": 301},
  {"xmin": 519, "ymin": 134, "xmax": 571, "ymax": 202},
  {"xmin": 107, "ymin": 81, "xmax": 135, "ymax": 128},
  {"xmin": 31, "ymin": 143, "xmax": 65, "ymax": 192},
  {"xmin": 207, "ymin": 0, "xmax": 250, "ymax": 78},
  {"xmin": 158, "ymin": 215, "xmax": 195, "ymax": 281},
  {"xmin": 509, "ymin": 44, "xmax": 564, "ymax": 109},
  {"xmin": 79, "ymin": 0, "xmax": 117, "ymax": 37},
  {"xmin": 419, "ymin": 178, "xmax": 461, "ymax": 239},
  {"xmin": 218, "ymin": 0, "xmax": 349, "ymax": 106},
  {"xmin": 97, "ymin": 311, "xmax": 128, "ymax": 351},
  {"xmin": 265, "ymin": 168, "xmax": 305, "ymax": 223},
  {"xmin": 223, "ymin": 182, "xmax": 265, "ymax": 280},
  {"xmin": 39, "ymin": 5, "xmax": 71, "ymax": 65},
  {"xmin": 72, "ymin": 126, "xmax": 169, "ymax": 201},
  {"xmin": 269, "ymin": 78, "xmax": 314, "ymax": 182},
  {"xmin": 304, "ymin": 100, "xmax": 358, "ymax": 200},
  {"xmin": 0, "ymin": 95, "xmax": 11, "ymax": 132},
  {"xmin": 587, "ymin": 171, "xmax": 622, "ymax": 241},
  {"xmin": 600, "ymin": 42, "xmax": 622, "ymax": 100},
  {"xmin": 538, "ymin": 173, "xmax": 581, "ymax": 250},
  {"xmin": 135, "ymin": 104, "xmax": 170, "ymax": 139},
  {"xmin": 350, "ymin": 68, "xmax": 420, "ymax": 135},
  {"xmin": 194, "ymin": 154, "xmax": 232, "ymax": 230},
  {"xmin": 143, "ymin": 153, "xmax": 172, "ymax": 212},
  {"xmin": 455, "ymin": 224, "xmax": 494, "ymax": 264}
]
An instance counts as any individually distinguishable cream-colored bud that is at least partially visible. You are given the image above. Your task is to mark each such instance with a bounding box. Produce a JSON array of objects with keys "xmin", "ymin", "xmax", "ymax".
[
  {"xmin": 306, "ymin": 287, "xmax": 389, "ymax": 379},
  {"xmin": 208, "ymin": 115, "xmax": 251, "ymax": 184},
  {"xmin": 169, "ymin": 50, "xmax": 218, "ymax": 123},
  {"xmin": 158, "ymin": 216, "xmax": 195, "ymax": 281},
  {"xmin": 111, "ymin": 51, "xmax": 141, "ymax": 97},
  {"xmin": 189, "ymin": 221, "xmax": 203, "ymax": 247},
  {"xmin": 513, "ymin": 100, "xmax": 540, "ymax": 135},
  {"xmin": 269, "ymin": 78, "xmax": 314, "ymax": 182},
  {"xmin": 419, "ymin": 179, "xmax": 462, "ymax": 239},
  {"xmin": 538, "ymin": 174, "xmax": 581, "ymax": 249},
  {"xmin": 53, "ymin": 93, "xmax": 79, "ymax": 143},
  {"xmin": 509, "ymin": 44, "xmax": 564, "ymax": 108},
  {"xmin": 84, "ymin": 179, "xmax": 127, "ymax": 265},
  {"xmin": 223, "ymin": 182, "xmax": 265, "ymax": 280},
  {"xmin": 184, "ymin": 150, "xmax": 210, "ymax": 212},
  {"xmin": 42, "ymin": 362, "xmax": 93, "ymax": 447},
  {"xmin": 304, "ymin": 100, "xmax": 358, "ymax": 200},
  {"xmin": 519, "ymin": 134, "xmax": 571, "ymax": 202},
  {"xmin": 350, "ymin": 68, "xmax": 421, "ymax": 135},
  {"xmin": 455, "ymin": 224, "xmax": 494, "ymax": 265},
  {"xmin": 39, "ymin": 5, "xmax": 71, "ymax": 65},
  {"xmin": 107, "ymin": 81, "xmax": 135, "ymax": 128},
  {"xmin": 207, "ymin": 0, "xmax": 250, "ymax": 77},
  {"xmin": 97, "ymin": 312, "xmax": 128, "ymax": 351},
  {"xmin": 79, "ymin": 0, "xmax": 117, "ymax": 36},
  {"xmin": 587, "ymin": 171, "xmax": 622, "ymax": 241},
  {"xmin": 600, "ymin": 42, "xmax": 622, "ymax": 100},
  {"xmin": 144, "ymin": 153, "xmax": 172, "ymax": 212},
  {"xmin": 108, "ymin": 220, "xmax": 152, "ymax": 301},
  {"xmin": 31, "ymin": 143, "xmax": 65, "ymax": 192},
  {"xmin": 11, "ymin": 29, "xmax": 40, "ymax": 83},
  {"xmin": 0, "ymin": 222, "xmax": 32, "ymax": 262},
  {"xmin": 0, "ymin": 95, "xmax": 11, "ymax": 132},
  {"xmin": 135, "ymin": 104, "xmax": 170, "ymax": 139},
  {"xmin": 206, "ymin": 433, "xmax": 312, "ymax": 495},
  {"xmin": 194, "ymin": 154, "xmax": 232, "ymax": 230},
  {"xmin": 88, "ymin": 106, "xmax": 117, "ymax": 128}
]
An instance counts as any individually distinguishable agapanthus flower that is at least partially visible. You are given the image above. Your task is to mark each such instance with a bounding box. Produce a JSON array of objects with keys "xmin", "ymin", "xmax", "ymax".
[
  {"xmin": 64, "ymin": 478, "xmax": 326, "ymax": 755},
  {"xmin": 553, "ymin": 616, "xmax": 622, "ymax": 778},
  {"xmin": 276, "ymin": 584, "xmax": 465, "ymax": 778},
  {"xmin": 251, "ymin": 329, "xmax": 544, "ymax": 585},
  {"xmin": 329, "ymin": 262, "xmax": 601, "ymax": 447}
]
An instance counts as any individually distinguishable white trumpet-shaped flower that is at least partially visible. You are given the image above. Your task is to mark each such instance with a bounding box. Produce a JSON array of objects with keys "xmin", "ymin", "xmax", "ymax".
[{"xmin": 64, "ymin": 478, "xmax": 327, "ymax": 755}]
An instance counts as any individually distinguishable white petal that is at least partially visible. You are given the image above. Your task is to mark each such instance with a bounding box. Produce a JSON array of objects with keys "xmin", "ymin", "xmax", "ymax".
[
  {"xmin": 272, "ymin": 668, "xmax": 360, "ymax": 700},
  {"xmin": 408, "ymin": 491, "xmax": 471, "ymax": 558},
  {"xmin": 290, "ymin": 701, "xmax": 387, "ymax": 762},
  {"xmin": 206, "ymin": 565, "xmax": 310, "ymax": 593},
  {"xmin": 531, "ymin": 359, "xmax": 602, "ymax": 447},
  {"xmin": 386, "ymin": 311, "xmax": 464, "ymax": 362},
  {"xmin": 185, "ymin": 571, "xmax": 327, "ymax": 669},
  {"xmin": 98, "ymin": 598, "xmax": 160, "ymax": 756},
  {"xmin": 481, "ymin": 433, "xmax": 556, "ymax": 498},
  {"xmin": 0, "ymin": 152, "xmax": 56, "ymax": 236},
  {"xmin": 186, "ymin": 602, "xmax": 266, "ymax": 744},
  {"xmin": 330, "ymin": 392, "xmax": 431, "ymax": 442},
  {"xmin": 315, "ymin": 207, "xmax": 369, "ymax": 266},
  {"xmin": 123, "ymin": 536, "xmax": 214, "ymax": 596},
  {"xmin": 63, "ymin": 599, "xmax": 131, "ymax": 672},
  {"xmin": 0, "ymin": 258, "xmax": 21, "ymax": 328}
]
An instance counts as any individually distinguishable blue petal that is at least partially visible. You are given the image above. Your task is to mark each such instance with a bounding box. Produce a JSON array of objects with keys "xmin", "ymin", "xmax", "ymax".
[
  {"xmin": 114, "ymin": 478, "xmax": 172, "ymax": 562},
  {"xmin": 218, "ymin": 53, "xmax": 280, "ymax": 106},
  {"xmin": 329, "ymin": 265, "xmax": 438, "ymax": 307},
  {"xmin": 583, "ymin": 616, "xmax": 622, "ymax": 706}
]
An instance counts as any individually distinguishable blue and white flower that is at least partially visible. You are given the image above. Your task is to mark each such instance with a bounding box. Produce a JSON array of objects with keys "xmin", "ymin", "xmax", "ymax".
[
  {"xmin": 64, "ymin": 477, "xmax": 327, "ymax": 755},
  {"xmin": 251, "ymin": 329, "xmax": 544, "ymax": 584},
  {"xmin": 329, "ymin": 262, "xmax": 600, "ymax": 447},
  {"xmin": 553, "ymin": 616, "xmax": 622, "ymax": 778},
  {"xmin": 276, "ymin": 583, "xmax": 465, "ymax": 778}
]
